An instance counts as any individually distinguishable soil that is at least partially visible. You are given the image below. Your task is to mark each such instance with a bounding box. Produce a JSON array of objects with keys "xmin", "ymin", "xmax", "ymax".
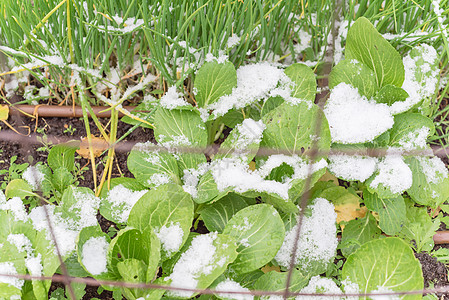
[{"xmin": 416, "ymin": 252, "xmax": 449, "ymax": 297}]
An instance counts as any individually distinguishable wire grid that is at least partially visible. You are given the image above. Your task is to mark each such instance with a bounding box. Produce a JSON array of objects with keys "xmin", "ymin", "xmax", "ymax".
[{"xmin": 0, "ymin": 5, "xmax": 449, "ymax": 300}]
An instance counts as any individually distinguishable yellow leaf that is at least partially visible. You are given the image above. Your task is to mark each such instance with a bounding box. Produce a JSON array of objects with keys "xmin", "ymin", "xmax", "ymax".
[
  {"xmin": 261, "ymin": 264, "xmax": 280, "ymax": 273},
  {"xmin": 0, "ymin": 105, "xmax": 9, "ymax": 121},
  {"xmin": 76, "ymin": 135, "xmax": 109, "ymax": 158},
  {"xmin": 318, "ymin": 186, "xmax": 367, "ymax": 227},
  {"xmin": 318, "ymin": 170, "xmax": 339, "ymax": 186},
  {"xmin": 248, "ymin": 161, "xmax": 256, "ymax": 171}
]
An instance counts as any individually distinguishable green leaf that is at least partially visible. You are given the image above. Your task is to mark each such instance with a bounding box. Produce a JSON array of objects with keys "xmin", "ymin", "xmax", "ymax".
[
  {"xmin": 253, "ymin": 270, "xmax": 309, "ymax": 296},
  {"xmin": 345, "ymin": 17, "xmax": 404, "ymax": 88},
  {"xmin": 340, "ymin": 214, "xmax": 381, "ymax": 257},
  {"xmin": 117, "ymin": 259, "xmax": 148, "ymax": 299},
  {"xmin": 121, "ymin": 95, "xmax": 158, "ymax": 129},
  {"xmin": 128, "ymin": 184, "xmax": 194, "ymax": 260},
  {"xmin": 194, "ymin": 61, "xmax": 237, "ymax": 108},
  {"xmin": 342, "ymin": 237, "xmax": 423, "ymax": 298},
  {"xmin": 199, "ymin": 193, "xmax": 249, "ymax": 233},
  {"xmin": 261, "ymin": 101, "xmax": 331, "ymax": 158},
  {"xmin": 389, "ymin": 113, "xmax": 435, "ymax": 149},
  {"xmin": 108, "ymin": 227, "xmax": 161, "ymax": 282},
  {"xmin": 261, "ymin": 96, "xmax": 284, "ymax": 117},
  {"xmin": 99, "ymin": 178, "xmax": 148, "ymax": 224},
  {"xmin": 166, "ymin": 233, "xmax": 238, "ymax": 298},
  {"xmin": 223, "ymin": 204, "xmax": 285, "ymax": 274},
  {"xmin": 63, "ymin": 254, "xmax": 90, "ymax": 278},
  {"xmin": 329, "ymin": 59, "xmax": 377, "ymax": 98},
  {"xmin": 153, "ymin": 107, "xmax": 207, "ymax": 171},
  {"xmin": 5, "ymin": 179, "xmax": 37, "ymax": 199},
  {"xmin": 363, "ymin": 190, "xmax": 406, "ymax": 235},
  {"xmin": 374, "ymin": 84, "xmax": 409, "ymax": 105},
  {"xmin": 221, "ymin": 109, "xmax": 245, "ymax": 128},
  {"xmin": 127, "ymin": 143, "xmax": 181, "ymax": 188},
  {"xmin": 48, "ymin": 141, "xmax": 79, "ymax": 172},
  {"xmin": 399, "ymin": 202, "xmax": 440, "ymax": 252},
  {"xmin": 51, "ymin": 167, "xmax": 74, "ymax": 194},
  {"xmin": 284, "ymin": 63, "xmax": 316, "ymax": 101},
  {"xmin": 406, "ymin": 156, "xmax": 449, "ymax": 208}
]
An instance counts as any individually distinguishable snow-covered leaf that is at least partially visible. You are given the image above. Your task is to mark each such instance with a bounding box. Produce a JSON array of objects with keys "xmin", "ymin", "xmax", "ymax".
[
  {"xmin": 128, "ymin": 184, "xmax": 194, "ymax": 260},
  {"xmin": 329, "ymin": 59, "xmax": 377, "ymax": 98},
  {"xmin": 127, "ymin": 142, "xmax": 181, "ymax": 188},
  {"xmin": 99, "ymin": 177, "xmax": 147, "ymax": 224},
  {"xmin": 388, "ymin": 113, "xmax": 434, "ymax": 150},
  {"xmin": 166, "ymin": 233, "xmax": 238, "ymax": 298},
  {"xmin": 223, "ymin": 204, "xmax": 285, "ymax": 274},
  {"xmin": 406, "ymin": 156, "xmax": 449, "ymax": 208},
  {"xmin": 262, "ymin": 101, "xmax": 331, "ymax": 157},
  {"xmin": 77, "ymin": 226, "xmax": 113, "ymax": 280}
]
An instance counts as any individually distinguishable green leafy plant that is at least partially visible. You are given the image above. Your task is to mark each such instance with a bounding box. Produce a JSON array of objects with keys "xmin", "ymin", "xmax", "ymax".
[{"xmin": 1, "ymin": 14, "xmax": 447, "ymax": 300}]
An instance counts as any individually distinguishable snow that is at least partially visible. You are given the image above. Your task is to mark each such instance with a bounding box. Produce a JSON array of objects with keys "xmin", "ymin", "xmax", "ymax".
[
  {"xmin": 391, "ymin": 44, "xmax": 439, "ymax": 115},
  {"xmin": 209, "ymin": 62, "xmax": 285, "ymax": 118},
  {"xmin": 7, "ymin": 234, "xmax": 33, "ymax": 255},
  {"xmin": 369, "ymin": 155, "xmax": 413, "ymax": 194},
  {"xmin": 96, "ymin": 17, "xmax": 144, "ymax": 33},
  {"xmin": 212, "ymin": 158, "xmax": 289, "ymax": 199},
  {"xmin": 227, "ymin": 34, "xmax": 241, "ymax": 48},
  {"xmin": 160, "ymin": 86, "xmax": 190, "ymax": 109},
  {"xmin": 225, "ymin": 119, "xmax": 266, "ymax": 160},
  {"xmin": 29, "ymin": 188, "xmax": 100, "ymax": 256},
  {"xmin": 155, "ymin": 222, "xmax": 184, "ymax": 256},
  {"xmin": 215, "ymin": 279, "xmax": 253, "ymax": 300},
  {"xmin": 274, "ymin": 198, "xmax": 337, "ymax": 269},
  {"xmin": 22, "ymin": 165, "xmax": 45, "ymax": 190},
  {"xmin": 167, "ymin": 232, "xmax": 219, "ymax": 298},
  {"xmin": 0, "ymin": 262, "xmax": 24, "ymax": 290},
  {"xmin": 81, "ymin": 236, "xmax": 109, "ymax": 275},
  {"xmin": 397, "ymin": 126, "xmax": 430, "ymax": 150},
  {"xmin": 25, "ymin": 254, "xmax": 43, "ymax": 276},
  {"xmin": 212, "ymin": 157, "xmax": 327, "ymax": 200},
  {"xmin": 205, "ymin": 51, "xmax": 229, "ymax": 64},
  {"xmin": 0, "ymin": 197, "xmax": 29, "ymax": 222},
  {"xmin": 324, "ymin": 83, "xmax": 394, "ymax": 144},
  {"xmin": 417, "ymin": 156, "xmax": 448, "ymax": 184},
  {"xmin": 328, "ymin": 154, "xmax": 378, "ymax": 182},
  {"xmin": 105, "ymin": 184, "xmax": 147, "ymax": 223},
  {"xmin": 10, "ymin": 55, "xmax": 64, "ymax": 73},
  {"xmin": 181, "ymin": 163, "xmax": 210, "ymax": 198},
  {"xmin": 297, "ymin": 276, "xmax": 342, "ymax": 300}
]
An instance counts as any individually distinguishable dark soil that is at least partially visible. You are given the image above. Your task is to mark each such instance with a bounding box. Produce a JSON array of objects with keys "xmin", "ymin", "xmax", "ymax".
[{"xmin": 416, "ymin": 252, "xmax": 449, "ymax": 297}]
